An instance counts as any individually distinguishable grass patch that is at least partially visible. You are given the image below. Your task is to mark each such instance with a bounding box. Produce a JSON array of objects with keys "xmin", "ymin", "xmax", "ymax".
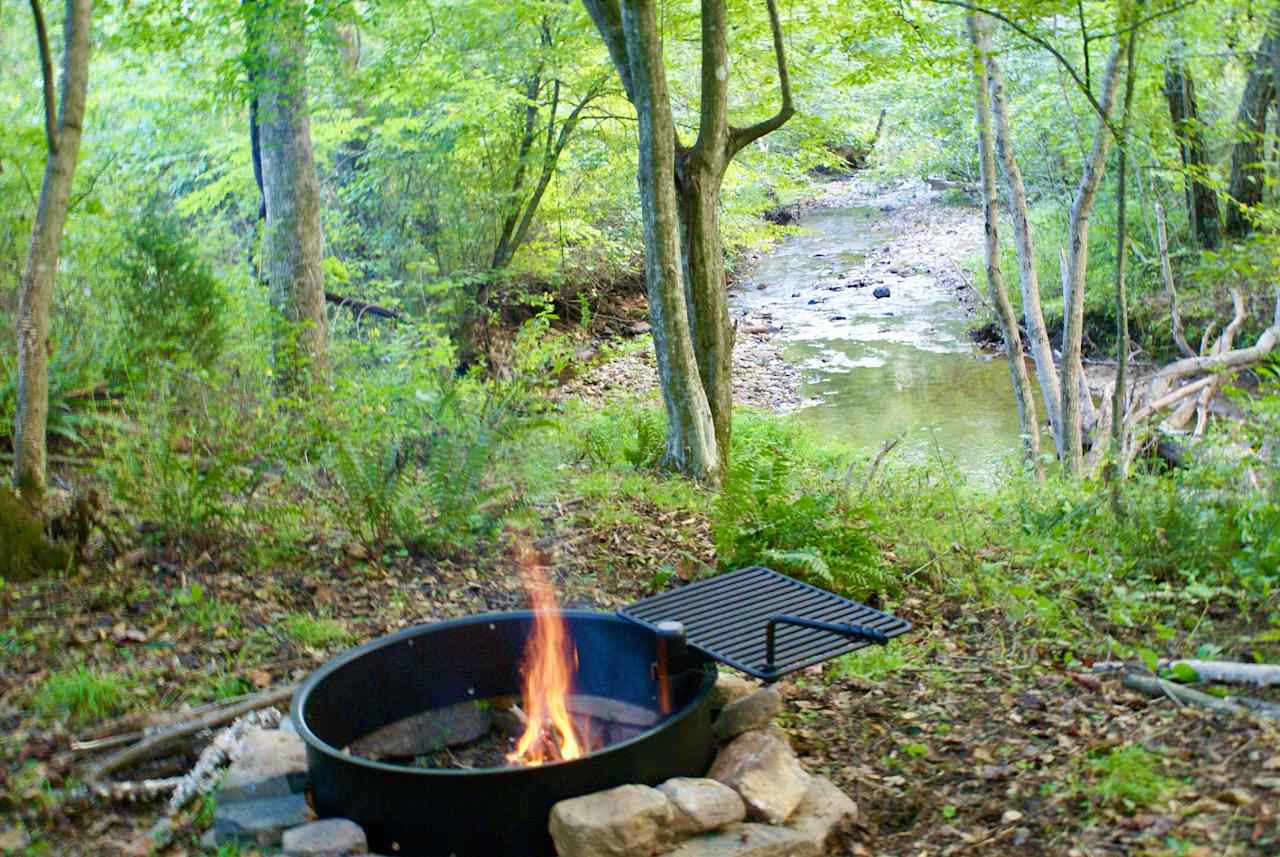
[
  {"xmin": 1087, "ymin": 745, "xmax": 1177, "ymax": 812},
  {"xmin": 282, "ymin": 614, "xmax": 353, "ymax": 649},
  {"xmin": 32, "ymin": 667, "xmax": 133, "ymax": 727}
]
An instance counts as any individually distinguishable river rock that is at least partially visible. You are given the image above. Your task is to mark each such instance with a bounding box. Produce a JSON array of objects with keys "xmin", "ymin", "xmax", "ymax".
[
  {"xmin": 282, "ymin": 819, "xmax": 368, "ymax": 856},
  {"xmin": 347, "ymin": 701, "xmax": 491, "ymax": 759},
  {"xmin": 549, "ymin": 784, "xmax": 675, "ymax": 857},
  {"xmin": 709, "ymin": 732, "xmax": 810, "ymax": 824},
  {"xmin": 713, "ymin": 688, "xmax": 782, "ymax": 741},
  {"xmin": 660, "ymin": 778, "xmax": 746, "ymax": 834},
  {"xmin": 219, "ymin": 726, "xmax": 308, "ymax": 803},
  {"xmin": 709, "ymin": 674, "xmax": 758, "ymax": 710},
  {"xmin": 873, "ymin": 286, "xmax": 891, "ymax": 299}
]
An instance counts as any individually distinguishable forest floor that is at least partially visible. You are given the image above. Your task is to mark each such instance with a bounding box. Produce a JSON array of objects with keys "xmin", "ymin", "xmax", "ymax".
[{"xmin": 3, "ymin": 487, "xmax": 1278, "ymax": 856}]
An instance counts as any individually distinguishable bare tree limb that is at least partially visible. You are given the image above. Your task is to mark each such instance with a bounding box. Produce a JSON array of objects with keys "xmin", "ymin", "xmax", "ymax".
[
  {"xmin": 29, "ymin": 0, "xmax": 59, "ymax": 154},
  {"xmin": 728, "ymin": 0, "xmax": 794, "ymax": 155},
  {"xmin": 1155, "ymin": 202, "xmax": 1196, "ymax": 358}
]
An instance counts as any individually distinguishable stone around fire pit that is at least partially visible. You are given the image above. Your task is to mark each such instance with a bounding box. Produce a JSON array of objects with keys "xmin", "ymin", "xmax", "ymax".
[
  {"xmin": 712, "ymin": 688, "xmax": 782, "ymax": 742},
  {"xmin": 281, "ymin": 818, "xmax": 369, "ymax": 857},
  {"xmin": 203, "ymin": 792, "xmax": 312, "ymax": 848},
  {"xmin": 708, "ymin": 732, "xmax": 810, "ymax": 824},
  {"xmin": 708, "ymin": 674, "xmax": 758, "ymax": 710},
  {"xmin": 219, "ymin": 725, "xmax": 308, "ymax": 802},
  {"xmin": 660, "ymin": 778, "xmax": 746, "ymax": 834},
  {"xmin": 549, "ymin": 784, "xmax": 677, "ymax": 857}
]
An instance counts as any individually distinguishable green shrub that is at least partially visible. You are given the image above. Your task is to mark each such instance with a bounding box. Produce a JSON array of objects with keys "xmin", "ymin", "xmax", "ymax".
[
  {"xmin": 1087, "ymin": 745, "xmax": 1175, "ymax": 812},
  {"xmin": 714, "ymin": 417, "xmax": 886, "ymax": 597},
  {"xmin": 114, "ymin": 207, "xmax": 226, "ymax": 374}
]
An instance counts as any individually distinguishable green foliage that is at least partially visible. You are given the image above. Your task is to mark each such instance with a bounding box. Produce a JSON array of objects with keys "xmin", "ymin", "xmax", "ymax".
[
  {"xmin": 1086, "ymin": 746, "xmax": 1175, "ymax": 813},
  {"xmin": 32, "ymin": 667, "xmax": 133, "ymax": 727},
  {"xmin": 113, "ymin": 207, "xmax": 227, "ymax": 374},
  {"xmin": 0, "ymin": 332, "xmax": 116, "ymax": 450},
  {"xmin": 172, "ymin": 584, "xmax": 241, "ymax": 635},
  {"xmin": 101, "ymin": 374, "xmax": 255, "ymax": 541},
  {"xmin": 714, "ymin": 416, "xmax": 886, "ymax": 598}
]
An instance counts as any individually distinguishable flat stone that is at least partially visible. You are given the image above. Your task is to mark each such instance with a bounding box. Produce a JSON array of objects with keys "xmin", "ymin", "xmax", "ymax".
[
  {"xmin": 660, "ymin": 778, "xmax": 746, "ymax": 834},
  {"xmin": 347, "ymin": 701, "xmax": 492, "ymax": 760},
  {"xmin": 709, "ymin": 732, "xmax": 810, "ymax": 824},
  {"xmin": 219, "ymin": 726, "xmax": 308, "ymax": 803},
  {"xmin": 549, "ymin": 784, "xmax": 675, "ymax": 857},
  {"xmin": 282, "ymin": 818, "xmax": 368, "ymax": 856},
  {"xmin": 713, "ymin": 688, "xmax": 782, "ymax": 741},
  {"xmin": 663, "ymin": 822, "xmax": 817, "ymax": 857},
  {"xmin": 709, "ymin": 674, "xmax": 759, "ymax": 710},
  {"xmin": 786, "ymin": 777, "xmax": 858, "ymax": 853},
  {"xmin": 207, "ymin": 793, "xmax": 312, "ymax": 847}
]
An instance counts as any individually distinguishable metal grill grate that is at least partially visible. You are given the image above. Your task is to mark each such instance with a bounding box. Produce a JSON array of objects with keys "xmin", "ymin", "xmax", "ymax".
[{"xmin": 619, "ymin": 566, "xmax": 912, "ymax": 682}]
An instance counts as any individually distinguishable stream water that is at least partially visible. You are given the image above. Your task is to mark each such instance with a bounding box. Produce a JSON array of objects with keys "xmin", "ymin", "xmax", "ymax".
[{"xmin": 734, "ymin": 204, "xmax": 1022, "ymax": 482}]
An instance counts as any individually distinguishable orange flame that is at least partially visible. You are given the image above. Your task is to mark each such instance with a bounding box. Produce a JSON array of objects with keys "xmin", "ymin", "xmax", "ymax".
[{"xmin": 507, "ymin": 560, "xmax": 586, "ymax": 766}]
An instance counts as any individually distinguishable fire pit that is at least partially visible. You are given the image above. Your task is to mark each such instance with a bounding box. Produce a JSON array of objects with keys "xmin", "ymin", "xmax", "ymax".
[{"xmin": 292, "ymin": 567, "xmax": 911, "ymax": 856}]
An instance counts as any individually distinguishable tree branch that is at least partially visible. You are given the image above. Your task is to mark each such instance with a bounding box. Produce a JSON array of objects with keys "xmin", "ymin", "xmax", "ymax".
[
  {"xmin": 728, "ymin": 0, "xmax": 794, "ymax": 155},
  {"xmin": 30, "ymin": 0, "xmax": 59, "ymax": 154}
]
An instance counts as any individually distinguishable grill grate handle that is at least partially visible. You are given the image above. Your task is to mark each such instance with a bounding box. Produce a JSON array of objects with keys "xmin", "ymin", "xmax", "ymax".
[{"xmin": 764, "ymin": 615, "xmax": 888, "ymax": 674}]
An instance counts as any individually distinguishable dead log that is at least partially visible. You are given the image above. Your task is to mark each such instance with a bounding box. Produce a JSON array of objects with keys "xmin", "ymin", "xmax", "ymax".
[
  {"xmin": 85, "ymin": 683, "xmax": 297, "ymax": 785},
  {"xmin": 1169, "ymin": 660, "xmax": 1280, "ymax": 687},
  {"xmin": 1123, "ymin": 673, "xmax": 1280, "ymax": 720}
]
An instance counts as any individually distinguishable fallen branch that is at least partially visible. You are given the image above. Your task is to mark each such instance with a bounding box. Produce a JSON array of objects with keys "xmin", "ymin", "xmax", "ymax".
[
  {"xmin": 1154, "ymin": 202, "xmax": 1196, "ymax": 359},
  {"xmin": 85, "ymin": 684, "xmax": 297, "ymax": 785},
  {"xmin": 1123, "ymin": 673, "xmax": 1280, "ymax": 720},
  {"xmin": 168, "ymin": 707, "xmax": 282, "ymax": 812},
  {"xmin": 1169, "ymin": 660, "xmax": 1280, "ymax": 688},
  {"xmin": 325, "ymin": 291, "xmax": 403, "ymax": 322}
]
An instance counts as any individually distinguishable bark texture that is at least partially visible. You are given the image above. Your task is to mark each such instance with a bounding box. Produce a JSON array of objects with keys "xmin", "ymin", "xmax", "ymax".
[
  {"xmin": 13, "ymin": 0, "xmax": 93, "ymax": 503},
  {"xmin": 1163, "ymin": 58, "xmax": 1220, "ymax": 248},
  {"xmin": 1225, "ymin": 15, "xmax": 1280, "ymax": 239},
  {"xmin": 249, "ymin": 0, "xmax": 330, "ymax": 388},
  {"xmin": 969, "ymin": 14, "xmax": 1041, "ymax": 475},
  {"xmin": 1060, "ymin": 44, "xmax": 1124, "ymax": 474}
]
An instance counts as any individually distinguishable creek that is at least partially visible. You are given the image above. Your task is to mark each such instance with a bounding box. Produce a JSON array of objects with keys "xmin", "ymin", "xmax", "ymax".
[{"xmin": 734, "ymin": 201, "xmax": 1022, "ymax": 483}]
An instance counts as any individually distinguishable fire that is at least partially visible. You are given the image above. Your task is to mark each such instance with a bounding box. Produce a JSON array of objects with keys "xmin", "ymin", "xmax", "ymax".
[{"xmin": 507, "ymin": 559, "xmax": 586, "ymax": 766}]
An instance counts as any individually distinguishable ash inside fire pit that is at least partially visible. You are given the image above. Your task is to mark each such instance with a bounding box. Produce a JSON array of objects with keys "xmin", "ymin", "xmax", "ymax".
[{"xmin": 346, "ymin": 695, "xmax": 661, "ymax": 770}]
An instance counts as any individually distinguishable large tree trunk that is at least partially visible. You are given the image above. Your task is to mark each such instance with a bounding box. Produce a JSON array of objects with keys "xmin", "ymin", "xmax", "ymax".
[
  {"xmin": 1163, "ymin": 57, "xmax": 1221, "ymax": 249},
  {"xmin": 619, "ymin": 0, "xmax": 721, "ymax": 481},
  {"xmin": 249, "ymin": 0, "xmax": 330, "ymax": 389},
  {"xmin": 583, "ymin": 0, "xmax": 792, "ymax": 482},
  {"xmin": 984, "ymin": 34, "xmax": 1063, "ymax": 456},
  {"xmin": 12, "ymin": 0, "xmax": 93, "ymax": 505},
  {"xmin": 969, "ymin": 14, "xmax": 1042, "ymax": 477},
  {"xmin": 1224, "ymin": 17, "xmax": 1280, "ymax": 239},
  {"xmin": 1060, "ymin": 44, "xmax": 1125, "ymax": 474}
]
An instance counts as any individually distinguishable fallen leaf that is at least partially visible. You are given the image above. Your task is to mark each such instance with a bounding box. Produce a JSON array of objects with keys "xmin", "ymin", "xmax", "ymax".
[
  {"xmin": 1001, "ymin": 810, "xmax": 1024, "ymax": 824},
  {"xmin": 1262, "ymin": 754, "xmax": 1280, "ymax": 771}
]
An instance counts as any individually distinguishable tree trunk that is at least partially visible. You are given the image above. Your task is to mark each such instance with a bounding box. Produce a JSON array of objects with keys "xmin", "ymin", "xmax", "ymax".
[
  {"xmin": 1060, "ymin": 44, "xmax": 1124, "ymax": 474},
  {"xmin": 984, "ymin": 33, "xmax": 1063, "ymax": 456},
  {"xmin": 969, "ymin": 14, "xmax": 1042, "ymax": 478},
  {"xmin": 1224, "ymin": 17, "xmax": 1280, "ymax": 239},
  {"xmin": 619, "ymin": 0, "xmax": 721, "ymax": 481},
  {"xmin": 1163, "ymin": 57, "xmax": 1220, "ymax": 248},
  {"xmin": 248, "ymin": 0, "xmax": 330, "ymax": 389},
  {"xmin": 1110, "ymin": 18, "xmax": 1139, "ymax": 480},
  {"xmin": 12, "ymin": 0, "xmax": 93, "ymax": 505}
]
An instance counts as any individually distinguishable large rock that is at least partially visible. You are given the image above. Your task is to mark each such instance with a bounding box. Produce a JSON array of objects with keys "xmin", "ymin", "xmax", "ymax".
[
  {"xmin": 220, "ymin": 726, "xmax": 308, "ymax": 803},
  {"xmin": 347, "ymin": 701, "xmax": 492, "ymax": 760},
  {"xmin": 709, "ymin": 674, "xmax": 759, "ymax": 710},
  {"xmin": 549, "ymin": 784, "xmax": 675, "ymax": 857},
  {"xmin": 660, "ymin": 778, "xmax": 746, "ymax": 834},
  {"xmin": 282, "ymin": 818, "xmax": 368, "ymax": 856},
  {"xmin": 709, "ymin": 732, "xmax": 810, "ymax": 824},
  {"xmin": 662, "ymin": 823, "xmax": 817, "ymax": 857},
  {"xmin": 713, "ymin": 688, "xmax": 782, "ymax": 742},
  {"xmin": 206, "ymin": 793, "xmax": 312, "ymax": 847},
  {"xmin": 786, "ymin": 777, "xmax": 859, "ymax": 854}
]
